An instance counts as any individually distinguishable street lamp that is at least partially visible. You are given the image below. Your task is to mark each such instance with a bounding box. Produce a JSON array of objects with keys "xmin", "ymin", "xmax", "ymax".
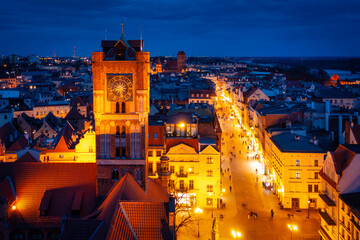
[
  {"xmin": 288, "ymin": 224, "xmax": 298, "ymax": 240},
  {"xmin": 307, "ymin": 200, "xmax": 310, "ymax": 219},
  {"xmin": 195, "ymin": 207, "xmax": 203, "ymax": 238},
  {"xmin": 231, "ymin": 230, "xmax": 242, "ymax": 238}
]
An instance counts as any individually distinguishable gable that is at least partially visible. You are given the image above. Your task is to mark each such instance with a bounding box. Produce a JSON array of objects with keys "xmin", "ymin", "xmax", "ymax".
[
  {"xmin": 323, "ymin": 152, "xmax": 339, "ymax": 185},
  {"xmin": 167, "ymin": 143, "xmax": 197, "ymax": 155},
  {"xmin": 200, "ymin": 145, "xmax": 219, "ymax": 155}
]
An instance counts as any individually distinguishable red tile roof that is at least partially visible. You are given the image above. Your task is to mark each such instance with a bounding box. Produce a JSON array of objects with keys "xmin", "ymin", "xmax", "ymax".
[
  {"xmin": 0, "ymin": 162, "xmax": 97, "ymax": 228},
  {"xmin": 7, "ymin": 135, "xmax": 28, "ymax": 152}
]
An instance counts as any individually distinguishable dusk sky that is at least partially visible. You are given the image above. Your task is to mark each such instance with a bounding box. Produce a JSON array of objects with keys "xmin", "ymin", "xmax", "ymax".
[{"xmin": 1, "ymin": 0, "xmax": 360, "ymax": 57}]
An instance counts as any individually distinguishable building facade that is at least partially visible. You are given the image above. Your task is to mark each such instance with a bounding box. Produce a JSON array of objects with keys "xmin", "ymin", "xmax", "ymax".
[{"xmin": 92, "ymin": 35, "xmax": 150, "ymax": 195}]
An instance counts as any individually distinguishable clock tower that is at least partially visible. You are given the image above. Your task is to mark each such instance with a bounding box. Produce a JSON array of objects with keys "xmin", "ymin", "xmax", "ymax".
[{"xmin": 92, "ymin": 34, "xmax": 150, "ymax": 195}]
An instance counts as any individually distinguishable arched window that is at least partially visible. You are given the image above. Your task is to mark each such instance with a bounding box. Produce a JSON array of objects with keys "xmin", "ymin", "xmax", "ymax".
[
  {"xmin": 121, "ymin": 102, "xmax": 126, "ymax": 113},
  {"xmin": 135, "ymin": 168, "xmax": 142, "ymax": 183},
  {"xmin": 47, "ymin": 231, "xmax": 61, "ymax": 240},
  {"xmin": 112, "ymin": 168, "xmax": 119, "ymax": 180},
  {"xmin": 116, "ymin": 102, "xmax": 120, "ymax": 113},
  {"xmin": 121, "ymin": 126, "xmax": 126, "ymax": 136},
  {"xmin": 116, "ymin": 126, "xmax": 121, "ymax": 158}
]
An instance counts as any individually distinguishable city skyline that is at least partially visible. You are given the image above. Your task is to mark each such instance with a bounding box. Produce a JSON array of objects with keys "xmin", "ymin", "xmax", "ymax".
[{"xmin": 1, "ymin": 0, "xmax": 360, "ymax": 57}]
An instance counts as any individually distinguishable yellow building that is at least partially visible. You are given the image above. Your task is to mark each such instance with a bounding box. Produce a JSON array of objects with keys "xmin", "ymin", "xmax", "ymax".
[
  {"xmin": 318, "ymin": 144, "xmax": 360, "ymax": 240},
  {"xmin": 265, "ymin": 132, "xmax": 325, "ymax": 209},
  {"xmin": 39, "ymin": 123, "xmax": 96, "ymax": 163}
]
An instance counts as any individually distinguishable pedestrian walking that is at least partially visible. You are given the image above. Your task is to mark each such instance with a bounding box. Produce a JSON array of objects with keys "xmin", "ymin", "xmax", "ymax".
[
  {"xmin": 271, "ymin": 209, "xmax": 274, "ymax": 219},
  {"xmin": 229, "ymin": 174, "xmax": 231, "ymax": 180},
  {"xmin": 248, "ymin": 212, "xmax": 250, "ymax": 219},
  {"xmin": 229, "ymin": 186, "xmax": 232, "ymax": 192}
]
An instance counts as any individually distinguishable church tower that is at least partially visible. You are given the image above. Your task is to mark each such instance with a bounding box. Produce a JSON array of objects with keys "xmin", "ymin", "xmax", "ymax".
[
  {"xmin": 156, "ymin": 58, "xmax": 162, "ymax": 73},
  {"xmin": 177, "ymin": 51, "xmax": 186, "ymax": 73},
  {"xmin": 92, "ymin": 33, "xmax": 150, "ymax": 195}
]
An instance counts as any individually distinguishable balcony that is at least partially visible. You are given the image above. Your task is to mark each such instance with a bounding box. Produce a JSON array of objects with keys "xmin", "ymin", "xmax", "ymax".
[
  {"xmin": 176, "ymin": 172, "xmax": 188, "ymax": 178},
  {"xmin": 318, "ymin": 209, "xmax": 336, "ymax": 226},
  {"xmin": 319, "ymin": 193, "xmax": 336, "ymax": 206}
]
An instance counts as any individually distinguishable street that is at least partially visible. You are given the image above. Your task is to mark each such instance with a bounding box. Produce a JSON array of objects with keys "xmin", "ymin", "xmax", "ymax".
[{"xmin": 178, "ymin": 92, "xmax": 321, "ymax": 239}]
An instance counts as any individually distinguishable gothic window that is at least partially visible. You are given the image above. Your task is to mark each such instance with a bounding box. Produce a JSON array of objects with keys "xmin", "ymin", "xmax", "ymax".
[
  {"xmin": 121, "ymin": 102, "xmax": 126, "ymax": 113},
  {"xmin": 116, "ymin": 126, "xmax": 120, "ymax": 158},
  {"xmin": 116, "ymin": 102, "xmax": 120, "ymax": 113},
  {"xmin": 135, "ymin": 168, "xmax": 142, "ymax": 182},
  {"xmin": 10, "ymin": 232, "xmax": 25, "ymax": 240},
  {"xmin": 29, "ymin": 231, "xmax": 43, "ymax": 240},
  {"xmin": 112, "ymin": 168, "xmax": 119, "ymax": 180}
]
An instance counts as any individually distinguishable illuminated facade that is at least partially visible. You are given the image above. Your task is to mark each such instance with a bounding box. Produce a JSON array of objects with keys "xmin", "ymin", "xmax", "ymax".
[
  {"xmin": 265, "ymin": 132, "xmax": 325, "ymax": 209},
  {"xmin": 92, "ymin": 34, "xmax": 150, "ymax": 194}
]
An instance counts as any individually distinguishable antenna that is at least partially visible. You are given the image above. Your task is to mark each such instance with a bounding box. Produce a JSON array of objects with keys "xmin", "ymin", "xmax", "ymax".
[
  {"xmin": 140, "ymin": 25, "xmax": 143, "ymax": 52},
  {"xmin": 105, "ymin": 29, "xmax": 107, "ymax": 40},
  {"xmin": 73, "ymin": 46, "xmax": 76, "ymax": 58},
  {"xmin": 53, "ymin": 50, "xmax": 56, "ymax": 58}
]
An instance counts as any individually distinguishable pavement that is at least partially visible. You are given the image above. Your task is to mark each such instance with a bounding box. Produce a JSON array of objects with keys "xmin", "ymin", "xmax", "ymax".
[{"xmin": 177, "ymin": 99, "xmax": 320, "ymax": 240}]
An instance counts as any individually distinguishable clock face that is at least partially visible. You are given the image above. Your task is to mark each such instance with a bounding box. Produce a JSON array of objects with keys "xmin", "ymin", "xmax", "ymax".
[{"xmin": 107, "ymin": 74, "xmax": 133, "ymax": 101}]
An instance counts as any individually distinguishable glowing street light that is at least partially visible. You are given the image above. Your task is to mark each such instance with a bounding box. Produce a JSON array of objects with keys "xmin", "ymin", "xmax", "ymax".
[
  {"xmin": 231, "ymin": 230, "xmax": 242, "ymax": 238},
  {"xmin": 194, "ymin": 207, "xmax": 203, "ymax": 238},
  {"xmin": 179, "ymin": 123, "xmax": 185, "ymax": 128},
  {"xmin": 288, "ymin": 224, "xmax": 298, "ymax": 240}
]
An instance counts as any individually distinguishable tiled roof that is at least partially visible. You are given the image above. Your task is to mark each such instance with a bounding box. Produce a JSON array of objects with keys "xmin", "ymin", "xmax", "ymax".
[
  {"xmin": 52, "ymin": 122, "xmax": 75, "ymax": 150},
  {"xmin": 107, "ymin": 202, "xmax": 170, "ymax": 240},
  {"xmin": 16, "ymin": 152, "xmax": 40, "ymax": 163},
  {"xmin": 70, "ymin": 96, "xmax": 85, "ymax": 107},
  {"xmin": 44, "ymin": 112, "xmax": 58, "ymax": 130},
  {"xmin": 0, "ymin": 162, "xmax": 96, "ymax": 228},
  {"xmin": 315, "ymin": 88, "xmax": 356, "ymax": 99},
  {"xmin": 6, "ymin": 135, "xmax": 28, "ymax": 152},
  {"xmin": 65, "ymin": 106, "xmax": 85, "ymax": 120},
  {"xmin": 351, "ymin": 125, "xmax": 360, "ymax": 144},
  {"xmin": 0, "ymin": 123, "xmax": 19, "ymax": 148}
]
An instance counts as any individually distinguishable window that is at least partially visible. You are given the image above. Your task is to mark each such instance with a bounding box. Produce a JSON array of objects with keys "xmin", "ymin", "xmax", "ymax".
[
  {"xmin": 296, "ymin": 159, "xmax": 300, "ymax": 166},
  {"xmin": 59, "ymin": 155, "xmax": 64, "ymax": 158},
  {"xmin": 148, "ymin": 162, "xmax": 153, "ymax": 173},
  {"xmin": 154, "ymin": 133, "xmax": 158, "ymax": 139},
  {"xmin": 179, "ymin": 180, "xmax": 185, "ymax": 190},
  {"xmin": 4, "ymin": 115, "xmax": 7, "ymax": 119},
  {"xmin": 207, "ymin": 185, "xmax": 213, "ymax": 192},
  {"xmin": 315, "ymin": 172, "xmax": 319, "ymax": 179},
  {"xmin": 207, "ymin": 170, "xmax": 213, "ymax": 177},
  {"xmin": 189, "ymin": 180, "xmax": 194, "ymax": 189},
  {"xmin": 112, "ymin": 168, "xmax": 119, "ymax": 180},
  {"xmin": 170, "ymin": 166, "xmax": 175, "ymax": 173},
  {"xmin": 156, "ymin": 151, "xmax": 162, "ymax": 157},
  {"xmin": 121, "ymin": 102, "xmax": 126, "ymax": 113},
  {"xmin": 207, "ymin": 198, "xmax": 213, "ymax": 206},
  {"xmin": 314, "ymin": 159, "xmax": 318, "ymax": 167},
  {"xmin": 296, "ymin": 172, "xmax": 300, "ymax": 179},
  {"xmin": 308, "ymin": 185, "xmax": 313, "ymax": 192},
  {"xmin": 89, "ymin": 146, "xmax": 93, "ymax": 152},
  {"xmin": 148, "ymin": 150, "xmax": 153, "ymax": 157},
  {"xmin": 179, "ymin": 166, "xmax": 184, "ymax": 174},
  {"xmin": 314, "ymin": 184, "xmax": 319, "ymax": 193},
  {"xmin": 116, "ymin": 102, "xmax": 120, "ymax": 113},
  {"xmin": 170, "ymin": 180, "xmax": 175, "ymax": 189},
  {"xmin": 207, "ymin": 157, "xmax": 213, "ymax": 164}
]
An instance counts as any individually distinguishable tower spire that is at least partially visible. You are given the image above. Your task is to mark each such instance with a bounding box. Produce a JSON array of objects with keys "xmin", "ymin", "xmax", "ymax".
[
  {"xmin": 121, "ymin": 17, "xmax": 125, "ymax": 37},
  {"xmin": 140, "ymin": 25, "xmax": 143, "ymax": 52},
  {"xmin": 105, "ymin": 29, "xmax": 107, "ymax": 40}
]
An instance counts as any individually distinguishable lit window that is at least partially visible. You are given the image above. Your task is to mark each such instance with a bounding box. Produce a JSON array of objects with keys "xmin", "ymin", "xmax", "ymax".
[
  {"xmin": 59, "ymin": 155, "xmax": 64, "ymax": 158},
  {"xmin": 207, "ymin": 170, "xmax": 213, "ymax": 177},
  {"xmin": 189, "ymin": 180, "xmax": 194, "ymax": 189},
  {"xmin": 156, "ymin": 151, "xmax": 161, "ymax": 157},
  {"xmin": 207, "ymin": 198, "xmax": 213, "ymax": 206},
  {"xmin": 207, "ymin": 185, "xmax": 213, "ymax": 192},
  {"xmin": 148, "ymin": 150, "xmax": 153, "ymax": 157},
  {"xmin": 314, "ymin": 160, "xmax": 318, "ymax": 167},
  {"xmin": 296, "ymin": 159, "xmax": 300, "ymax": 166},
  {"xmin": 296, "ymin": 172, "xmax": 300, "ymax": 179},
  {"xmin": 206, "ymin": 157, "xmax": 213, "ymax": 164},
  {"xmin": 170, "ymin": 166, "xmax": 175, "ymax": 173}
]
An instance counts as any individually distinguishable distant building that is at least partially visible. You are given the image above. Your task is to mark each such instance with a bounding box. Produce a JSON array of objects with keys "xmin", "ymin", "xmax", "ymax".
[{"xmin": 164, "ymin": 51, "xmax": 186, "ymax": 73}]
